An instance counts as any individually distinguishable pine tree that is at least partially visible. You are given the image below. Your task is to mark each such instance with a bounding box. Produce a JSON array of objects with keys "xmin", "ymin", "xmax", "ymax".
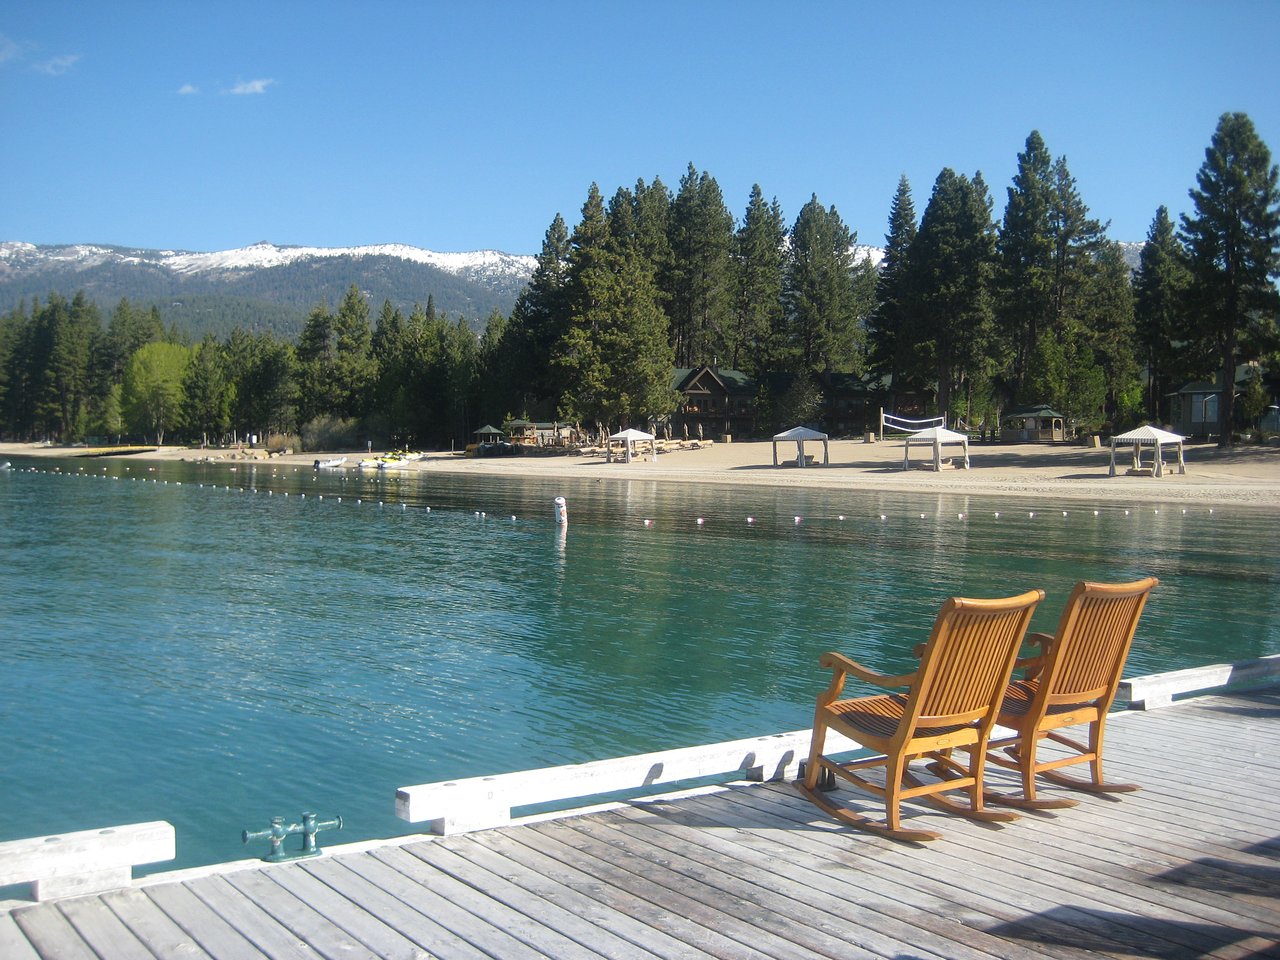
[
  {"xmin": 906, "ymin": 170, "xmax": 998, "ymax": 419},
  {"xmin": 505, "ymin": 213, "xmax": 571, "ymax": 416},
  {"xmin": 1179, "ymin": 112, "xmax": 1280, "ymax": 445},
  {"xmin": 997, "ymin": 132, "xmax": 1056, "ymax": 396},
  {"xmin": 555, "ymin": 183, "xmax": 677, "ymax": 428},
  {"xmin": 868, "ymin": 175, "xmax": 918, "ymax": 403},
  {"xmin": 732, "ymin": 185, "xmax": 786, "ymax": 375},
  {"xmin": 331, "ymin": 284, "xmax": 374, "ymax": 419},
  {"xmin": 783, "ymin": 195, "xmax": 862, "ymax": 376},
  {"xmin": 1081, "ymin": 240, "xmax": 1139, "ymax": 428},
  {"xmin": 295, "ymin": 305, "xmax": 336, "ymax": 424},
  {"xmin": 182, "ymin": 333, "xmax": 232, "ymax": 445},
  {"xmin": 1133, "ymin": 206, "xmax": 1192, "ymax": 420},
  {"xmin": 668, "ymin": 164, "xmax": 735, "ymax": 366}
]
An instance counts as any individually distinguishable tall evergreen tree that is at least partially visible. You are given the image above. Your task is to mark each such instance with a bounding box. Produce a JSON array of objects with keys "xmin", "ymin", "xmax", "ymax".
[
  {"xmin": 182, "ymin": 333, "xmax": 232, "ymax": 445},
  {"xmin": 330, "ymin": 284, "xmax": 374, "ymax": 419},
  {"xmin": 555, "ymin": 183, "xmax": 677, "ymax": 428},
  {"xmin": 1081, "ymin": 240, "xmax": 1140, "ymax": 427},
  {"xmin": 783, "ymin": 195, "xmax": 862, "ymax": 375},
  {"xmin": 295, "ymin": 305, "xmax": 337, "ymax": 424},
  {"xmin": 997, "ymin": 131, "xmax": 1056, "ymax": 397},
  {"xmin": 1133, "ymin": 206, "xmax": 1192, "ymax": 420},
  {"xmin": 868, "ymin": 175, "xmax": 919, "ymax": 402},
  {"xmin": 1179, "ymin": 112, "xmax": 1280, "ymax": 445},
  {"xmin": 504, "ymin": 213, "xmax": 571, "ymax": 416},
  {"xmin": 906, "ymin": 170, "xmax": 998, "ymax": 419},
  {"xmin": 667, "ymin": 164, "xmax": 735, "ymax": 366},
  {"xmin": 731, "ymin": 184, "xmax": 786, "ymax": 374}
]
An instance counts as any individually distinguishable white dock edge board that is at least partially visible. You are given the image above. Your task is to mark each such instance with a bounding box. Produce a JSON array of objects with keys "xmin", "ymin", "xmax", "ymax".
[
  {"xmin": 396, "ymin": 728, "xmax": 860, "ymax": 834},
  {"xmin": 1120, "ymin": 653, "xmax": 1280, "ymax": 709},
  {"xmin": 0, "ymin": 820, "xmax": 175, "ymax": 902}
]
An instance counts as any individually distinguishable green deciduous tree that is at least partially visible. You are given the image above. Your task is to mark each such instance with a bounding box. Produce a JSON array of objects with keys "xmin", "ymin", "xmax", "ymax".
[
  {"xmin": 1179, "ymin": 112, "xmax": 1280, "ymax": 445},
  {"xmin": 122, "ymin": 341, "xmax": 189, "ymax": 444}
]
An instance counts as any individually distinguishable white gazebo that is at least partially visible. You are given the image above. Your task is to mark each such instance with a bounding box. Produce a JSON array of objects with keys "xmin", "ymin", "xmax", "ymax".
[
  {"xmin": 772, "ymin": 426, "xmax": 829, "ymax": 467},
  {"xmin": 607, "ymin": 428, "xmax": 656, "ymax": 463},
  {"xmin": 1109, "ymin": 425, "xmax": 1186, "ymax": 477},
  {"xmin": 903, "ymin": 426, "xmax": 971, "ymax": 471}
]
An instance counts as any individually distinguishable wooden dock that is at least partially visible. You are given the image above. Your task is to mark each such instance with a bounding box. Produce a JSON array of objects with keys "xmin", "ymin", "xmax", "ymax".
[{"xmin": 3, "ymin": 688, "xmax": 1278, "ymax": 959}]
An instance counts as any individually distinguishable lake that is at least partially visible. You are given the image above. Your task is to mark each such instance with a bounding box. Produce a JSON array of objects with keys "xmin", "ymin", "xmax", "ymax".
[{"xmin": 1, "ymin": 455, "xmax": 1277, "ymax": 872}]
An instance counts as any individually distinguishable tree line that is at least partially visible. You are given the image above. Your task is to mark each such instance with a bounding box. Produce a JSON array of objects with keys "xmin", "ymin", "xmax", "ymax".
[{"xmin": 1, "ymin": 114, "xmax": 1276, "ymax": 450}]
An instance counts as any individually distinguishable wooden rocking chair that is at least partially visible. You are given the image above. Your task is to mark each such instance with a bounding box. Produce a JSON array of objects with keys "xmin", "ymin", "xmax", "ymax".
[
  {"xmin": 796, "ymin": 589, "xmax": 1044, "ymax": 841},
  {"xmin": 978, "ymin": 577, "xmax": 1158, "ymax": 809}
]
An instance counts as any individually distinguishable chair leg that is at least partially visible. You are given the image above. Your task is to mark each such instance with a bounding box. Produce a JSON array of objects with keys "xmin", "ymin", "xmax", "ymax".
[
  {"xmin": 802, "ymin": 718, "xmax": 828, "ymax": 791},
  {"xmin": 1038, "ymin": 722, "xmax": 1140, "ymax": 794}
]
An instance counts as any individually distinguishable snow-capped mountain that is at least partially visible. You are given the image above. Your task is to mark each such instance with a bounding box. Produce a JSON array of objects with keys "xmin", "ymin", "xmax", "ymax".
[
  {"xmin": 0, "ymin": 240, "xmax": 536, "ymax": 285},
  {"xmin": 0, "ymin": 240, "xmax": 538, "ymax": 336}
]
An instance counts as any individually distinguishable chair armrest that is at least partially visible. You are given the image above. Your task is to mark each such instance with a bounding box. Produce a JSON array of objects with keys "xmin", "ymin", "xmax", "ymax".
[
  {"xmin": 1014, "ymin": 631, "xmax": 1054, "ymax": 673},
  {"xmin": 819, "ymin": 651, "xmax": 916, "ymax": 689}
]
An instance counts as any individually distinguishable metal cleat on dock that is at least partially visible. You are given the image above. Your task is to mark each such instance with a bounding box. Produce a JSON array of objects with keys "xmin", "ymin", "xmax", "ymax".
[{"xmin": 242, "ymin": 811, "xmax": 342, "ymax": 862}]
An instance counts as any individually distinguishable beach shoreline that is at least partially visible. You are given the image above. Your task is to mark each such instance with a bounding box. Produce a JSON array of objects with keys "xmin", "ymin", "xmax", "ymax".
[{"xmin": 4, "ymin": 437, "xmax": 1279, "ymax": 508}]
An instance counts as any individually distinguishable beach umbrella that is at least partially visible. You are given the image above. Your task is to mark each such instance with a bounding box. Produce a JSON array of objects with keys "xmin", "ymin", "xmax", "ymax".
[
  {"xmin": 1109, "ymin": 425, "xmax": 1186, "ymax": 477},
  {"xmin": 902, "ymin": 426, "xmax": 970, "ymax": 471},
  {"xmin": 772, "ymin": 426, "xmax": 829, "ymax": 467}
]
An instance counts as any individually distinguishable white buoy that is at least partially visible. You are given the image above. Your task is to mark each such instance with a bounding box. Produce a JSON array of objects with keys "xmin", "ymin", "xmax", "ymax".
[
  {"xmin": 554, "ymin": 496, "xmax": 568, "ymax": 525},
  {"xmin": 794, "ymin": 516, "xmax": 802, "ymax": 524},
  {"xmin": 994, "ymin": 512, "xmax": 1000, "ymax": 518},
  {"xmin": 1062, "ymin": 511, "xmax": 1068, "ymax": 516},
  {"xmin": 643, "ymin": 518, "xmax": 652, "ymax": 526},
  {"xmin": 696, "ymin": 518, "xmax": 705, "ymax": 525},
  {"xmin": 838, "ymin": 515, "xmax": 845, "ymax": 521},
  {"xmin": 1094, "ymin": 510, "xmax": 1099, "ymax": 516},
  {"xmin": 1029, "ymin": 512, "xmax": 1035, "ymax": 518},
  {"xmin": 747, "ymin": 516, "xmax": 755, "ymax": 524},
  {"xmin": 880, "ymin": 515, "xmax": 886, "ymax": 520}
]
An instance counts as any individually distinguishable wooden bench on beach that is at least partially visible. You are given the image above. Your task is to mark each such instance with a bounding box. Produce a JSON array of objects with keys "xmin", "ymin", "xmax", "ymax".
[{"xmin": 0, "ymin": 821, "xmax": 174, "ymax": 902}]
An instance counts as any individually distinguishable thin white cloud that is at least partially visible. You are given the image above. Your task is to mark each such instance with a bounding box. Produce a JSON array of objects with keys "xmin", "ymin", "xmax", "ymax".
[
  {"xmin": 227, "ymin": 78, "xmax": 274, "ymax": 95},
  {"xmin": 178, "ymin": 83, "xmax": 199, "ymax": 95},
  {"xmin": 0, "ymin": 33, "xmax": 19, "ymax": 65},
  {"xmin": 34, "ymin": 53, "xmax": 80, "ymax": 76}
]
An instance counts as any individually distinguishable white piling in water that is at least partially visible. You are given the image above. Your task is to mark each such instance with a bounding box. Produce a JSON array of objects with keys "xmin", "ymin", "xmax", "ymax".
[{"xmin": 554, "ymin": 496, "xmax": 568, "ymax": 525}]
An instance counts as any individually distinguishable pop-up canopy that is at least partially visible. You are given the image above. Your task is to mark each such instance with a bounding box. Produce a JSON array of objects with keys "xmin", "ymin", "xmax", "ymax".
[
  {"xmin": 607, "ymin": 428, "xmax": 656, "ymax": 463},
  {"xmin": 903, "ymin": 426, "xmax": 970, "ymax": 471},
  {"xmin": 1109, "ymin": 425, "xmax": 1186, "ymax": 477},
  {"xmin": 772, "ymin": 426, "xmax": 829, "ymax": 467}
]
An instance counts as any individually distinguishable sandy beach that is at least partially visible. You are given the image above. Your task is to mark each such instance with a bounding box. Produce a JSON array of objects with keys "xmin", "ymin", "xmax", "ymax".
[{"xmin": 5, "ymin": 436, "xmax": 1279, "ymax": 508}]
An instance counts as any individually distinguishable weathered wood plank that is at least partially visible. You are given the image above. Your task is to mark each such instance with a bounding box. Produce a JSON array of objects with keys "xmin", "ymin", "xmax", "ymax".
[
  {"xmin": 100, "ymin": 886, "xmax": 216, "ymax": 960},
  {"xmin": 0, "ymin": 911, "xmax": 42, "ymax": 960},
  {"xmin": 256, "ymin": 860, "xmax": 432, "ymax": 960},
  {"xmin": 221, "ymin": 868, "xmax": 377, "ymax": 960},
  {"xmin": 9, "ymin": 904, "xmax": 100, "ymax": 960},
  {"xmin": 55, "ymin": 897, "xmax": 155, "ymax": 960},
  {"xmin": 406, "ymin": 836, "xmax": 686, "ymax": 960},
  {"xmin": 144, "ymin": 881, "xmax": 268, "ymax": 960},
  {"xmin": 397, "ymin": 841, "xmax": 662, "ymax": 959},
  {"xmin": 297, "ymin": 857, "xmax": 492, "ymax": 959},
  {"xmin": 491, "ymin": 827, "xmax": 780, "ymax": 959}
]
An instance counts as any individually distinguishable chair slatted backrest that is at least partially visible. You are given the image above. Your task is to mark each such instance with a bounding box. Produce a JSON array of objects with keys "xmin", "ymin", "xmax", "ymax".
[
  {"xmin": 1041, "ymin": 578, "xmax": 1158, "ymax": 707},
  {"xmin": 908, "ymin": 591, "xmax": 1044, "ymax": 730}
]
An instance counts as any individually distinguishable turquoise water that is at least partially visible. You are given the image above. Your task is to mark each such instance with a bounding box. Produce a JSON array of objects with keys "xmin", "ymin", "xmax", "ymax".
[{"xmin": 1, "ymin": 455, "xmax": 1277, "ymax": 873}]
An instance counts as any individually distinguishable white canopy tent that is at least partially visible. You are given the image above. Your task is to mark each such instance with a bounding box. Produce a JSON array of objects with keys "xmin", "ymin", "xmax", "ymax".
[
  {"xmin": 607, "ymin": 428, "xmax": 656, "ymax": 463},
  {"xmin": 772, "ymin": 426, "xmax": 829, "ymax": 467},
  {"xmin": 902, "ymin": 426, "xmax": 971, "ymax": 471},
  {"xmin": 1109, "ymin": 425, "xmax": 1186, "ymax": 477}
]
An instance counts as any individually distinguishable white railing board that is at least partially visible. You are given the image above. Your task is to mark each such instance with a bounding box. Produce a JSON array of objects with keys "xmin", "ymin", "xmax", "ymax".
[
  {"xmin": 397, "ymin": 729, "xmax": 861, "ymax": 834},
  {"xmin": 1121, "ymin": 654, "xmax": 1280, "ymax": 709},
  {"xmin": 0, "ymin": 821, "xmax": 175, "ymax": 902}
]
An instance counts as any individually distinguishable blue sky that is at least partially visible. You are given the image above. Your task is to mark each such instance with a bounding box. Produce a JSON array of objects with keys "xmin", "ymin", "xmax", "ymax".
[{"xmin": 2, "ymin": 1, "xmax": 1278, "ymax": 255}]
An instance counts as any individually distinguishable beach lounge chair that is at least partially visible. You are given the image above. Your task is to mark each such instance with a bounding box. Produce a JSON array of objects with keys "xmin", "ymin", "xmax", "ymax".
[
  {"xmin": 797, "ymin": 589, "xmax": 1044, "ymax": 841},
  {"xmin": 978, "ymin": 576, "xmax": 1159, "ymax": 809}
]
